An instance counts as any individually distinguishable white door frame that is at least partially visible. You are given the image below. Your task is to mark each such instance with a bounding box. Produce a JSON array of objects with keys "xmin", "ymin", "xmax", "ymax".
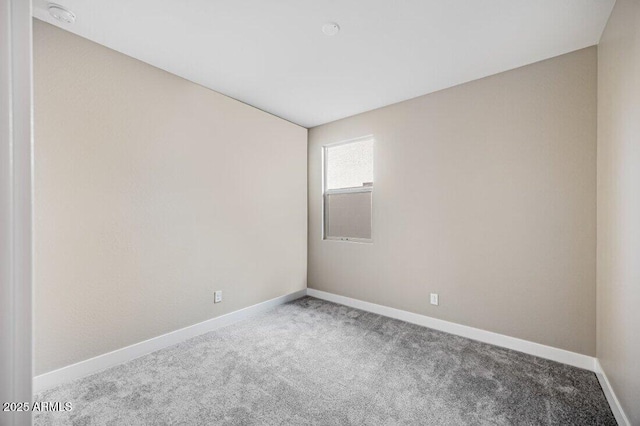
[{"xmin": 1, "ymin": 0, "xmax": 33, "ymax": 425}]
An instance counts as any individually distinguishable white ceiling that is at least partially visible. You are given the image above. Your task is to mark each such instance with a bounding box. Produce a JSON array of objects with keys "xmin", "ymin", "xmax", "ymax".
[{"xmin": 33, "ymin": 0, "xmax": 615, "ymax": 128}]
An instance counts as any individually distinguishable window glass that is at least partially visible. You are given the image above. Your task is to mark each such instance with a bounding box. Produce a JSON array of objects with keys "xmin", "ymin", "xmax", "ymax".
[
  {"xmin": 325, "ymin": 139, "xmax": 373, "ymax": 190},
  {"xmin": 323, "ymin": 138, "xmax": 373, "ymax": 241},
  {"xmin": 324, "ymin": 191, "xmax": 372, "ymax": 240}
]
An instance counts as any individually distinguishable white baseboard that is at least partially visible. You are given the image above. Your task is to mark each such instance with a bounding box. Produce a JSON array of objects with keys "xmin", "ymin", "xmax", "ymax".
[
  {"xmin": 306, "ymin": 288, "xmax": 596, "ymax": 372},
  {"xmin": 595, "ymin": 359, "xmax": 631, "ymax": 426},
  {"xmin": 34, "ymin": 289, "xmax": 307, "ymax": 393}
]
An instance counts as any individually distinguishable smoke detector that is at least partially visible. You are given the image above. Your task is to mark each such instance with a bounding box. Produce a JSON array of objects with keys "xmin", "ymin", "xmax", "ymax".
[
  {"xmin": 322, "ymin": 23, "xmax": 340, "ymax": 36},
  {"xmin": 48, "ymin": 4, "xmax": 76, "ymax": 24}
]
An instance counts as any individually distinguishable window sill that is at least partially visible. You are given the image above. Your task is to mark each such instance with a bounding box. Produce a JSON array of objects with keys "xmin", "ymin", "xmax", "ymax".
[{"xmin": 323, "ymin": 237, "xmax": 373, "ymax": 244}]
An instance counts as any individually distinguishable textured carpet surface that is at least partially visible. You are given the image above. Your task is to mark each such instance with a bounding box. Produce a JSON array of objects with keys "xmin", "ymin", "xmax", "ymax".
[{"xmin": 35, "ymin": 297, "xmax": 616, "ymax": 425}]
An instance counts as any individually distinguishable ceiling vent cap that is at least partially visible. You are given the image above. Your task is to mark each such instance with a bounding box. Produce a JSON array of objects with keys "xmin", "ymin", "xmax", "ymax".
[
  {"xmin": 322, "ymin": 23, "xmax": 340, "ymax": 36},
  {"xmin": 48, "ymin": 3, "xmax": 76, "ymax": 24}
]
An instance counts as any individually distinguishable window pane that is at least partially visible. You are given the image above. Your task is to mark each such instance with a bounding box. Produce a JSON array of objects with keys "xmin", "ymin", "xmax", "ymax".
[
  {"xmin": 325, "ymin": 191, "xmax": 372, "ymax": 239},
  {"xmin": 326, "ymin": 139, "xmax": 373, "ymax": 190}
]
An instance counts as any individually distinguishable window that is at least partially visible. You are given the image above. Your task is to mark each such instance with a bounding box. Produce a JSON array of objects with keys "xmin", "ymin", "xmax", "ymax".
[{"xmin": 323, "ymin": 137, "xmax": 373, "ymax": 242}]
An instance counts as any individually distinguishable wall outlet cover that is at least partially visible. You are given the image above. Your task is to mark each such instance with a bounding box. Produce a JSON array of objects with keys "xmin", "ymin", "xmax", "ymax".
[{"xmin": 430, "ymin": 293, "xmax": 439, "ymax": 306}]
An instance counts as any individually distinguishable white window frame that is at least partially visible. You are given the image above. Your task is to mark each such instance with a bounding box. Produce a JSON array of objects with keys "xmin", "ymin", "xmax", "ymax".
[{"xmin": 322, "ymin": 135, "xmax": 373, "ymax": 243}]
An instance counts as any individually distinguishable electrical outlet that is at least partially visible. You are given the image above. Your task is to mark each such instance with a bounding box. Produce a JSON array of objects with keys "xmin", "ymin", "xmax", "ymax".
[
  {"xmin": 214, "ymin": 290, "xmax": 222, "ymax": 303},
  {"xmin": 430, "ymin": 293, "xmax": 439, "ymax": 306}
]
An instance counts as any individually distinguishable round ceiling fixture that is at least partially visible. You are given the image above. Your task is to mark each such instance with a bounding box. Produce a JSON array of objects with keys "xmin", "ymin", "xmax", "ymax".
[
  {"xmin": 48, "ymin": 3, "xmax": 76, "ymax": 24},
  {"xmin": 322, "ymin": 22, "xmax": 340, "ymax": 36}
]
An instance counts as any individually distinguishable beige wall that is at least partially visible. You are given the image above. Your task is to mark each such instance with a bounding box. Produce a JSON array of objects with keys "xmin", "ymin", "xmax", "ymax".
[
  {"xmin": 597, "ymin": 0, "xmax": 640, "ymax": 422},
  {"xmin": 33, "ymin": 20, "xmax": 307, "ymax": 375},
  {"xmin": 309, "ymin": 47, "xmax": 597, "ymax": 356}
]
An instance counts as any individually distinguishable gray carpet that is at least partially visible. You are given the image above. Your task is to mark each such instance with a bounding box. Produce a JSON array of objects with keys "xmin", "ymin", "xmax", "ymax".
[{"xmin": 35, "ymin": 297, "xmax": 616, "ymax": 425}]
